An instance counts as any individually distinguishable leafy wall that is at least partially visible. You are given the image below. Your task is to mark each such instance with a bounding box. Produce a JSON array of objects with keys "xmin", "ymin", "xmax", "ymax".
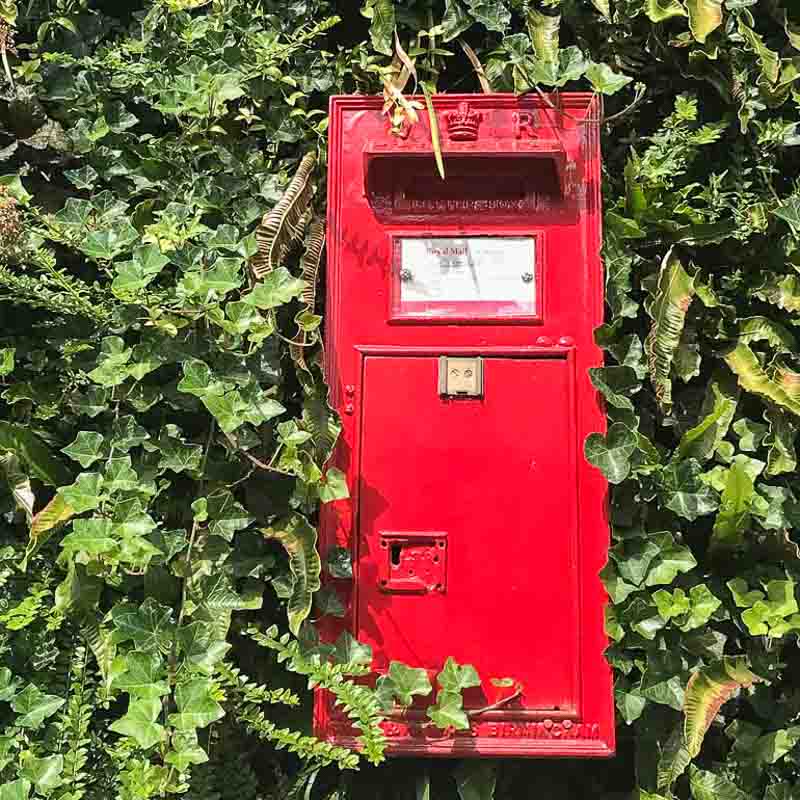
[{"xmin": 0, "ymin": 0, "xmax": 798, "ymax": 798}]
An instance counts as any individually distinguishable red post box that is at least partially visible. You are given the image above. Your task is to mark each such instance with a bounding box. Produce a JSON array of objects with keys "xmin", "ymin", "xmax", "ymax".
[{"xmin": 316, "ymin": 93, "xmax": 614, "ymax": 758}]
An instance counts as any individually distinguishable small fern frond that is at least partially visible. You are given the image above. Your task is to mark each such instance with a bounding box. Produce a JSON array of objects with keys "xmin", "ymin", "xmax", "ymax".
[
  {"xmin": 247, "ymin": 626, "xmax": 387, "ymax": 765},
  {"xmin": 57, "ymin": 645, "xmax": 94, "ymax": 800}
]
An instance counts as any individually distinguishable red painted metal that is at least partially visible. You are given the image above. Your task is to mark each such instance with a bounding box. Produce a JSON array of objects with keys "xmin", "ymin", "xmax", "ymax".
[{"xmin": 316, "ymin": 93, "xmax": 613, "ymax": 758}]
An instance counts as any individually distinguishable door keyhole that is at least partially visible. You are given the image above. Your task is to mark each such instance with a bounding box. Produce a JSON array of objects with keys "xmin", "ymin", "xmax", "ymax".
[{"xmin": 390, "ymin": 544, "xmax": 402, "ymax": 567}]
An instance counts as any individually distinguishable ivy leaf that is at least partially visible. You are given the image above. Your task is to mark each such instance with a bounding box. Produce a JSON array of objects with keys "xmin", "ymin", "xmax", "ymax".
[
  {"xmin": 111, "ymin": 652, "xmax": 169, "ymax": 698},
  {"xmin": 326, "ymin": 546, "xmax": 352, "ymax": 579},
  {"xmin": 111, "ymin": 598, "xmax": 176, "ymax": 654},
  {"xmin": 589, "ymin": 366, "xmax": 639, "ymax": 411},
  {"xmin": 0, "ymin": 780, "xmax": 31, "ymax": 800},
  {"xmin": 732, "ymin": 418, "xmax": 768, "ymax": 452},
  {"xmin": 177, "ymin": 359, "xmax": 229, "ymax": 398},
  {"xmin": 659, "ymin": 460, "xmax": 719, "ymax": 521},
  {"xmin": 206, "ymin": 490, "xmax": 254, "ymax": 540},
  {"xmin": 319, "ymin": 466, "xmax": 350, "ymax": 503},
  {"xmin": 437, "ymin": 657, "xmax": 481, "ymax": 694},
  {"xmin": 177, "ymin": 622, "xmax": 230, "ymax": 673},
  {"xmin": 688, "ymin": 767, "xmax": 750, "ymax": 800},
  {"xmin": 586, "ymin": 62, "xmax": 633, "ymax": 95},
  {"xmin": 333, "ymin": 631, "xmax": 372, "ymax": 667},
  {"xmin": 616, "ymin": 688, "xmax": 646, "ymax": 723},
  {"xmin": 441, "ymin": 0, "xmax": 472, "ymax": 42},
  {"xmin": 58, "ymin": 473, "xmax": 104, "ymax": 515},
  {"xmin": 80, "ymin": 221, "xmax": 139, "ymax": 261},
  {"xmin": 207, "ymin": 224, "xmax": 241, "ymax": 250},
  {"xmin": 157, "ymin": 427, "xmax": 203, "ymax": 474},
  {"xmin": 110, "ymin": 415, "xmax": 150, "ymax": 452},
  {"xmin": 454, "ymin": 761, "xmax": 497, "ymax": 800},
  {"xmin": 585, "ymin": 423, "xmax": 638, "ymax": 484},
  {"xmin": 88, "ymin": 337, "xmax": 133, "ymax": 388},
  {"xmin": 64, "ymin": 165, "xmax": 98, "ymax": 190},
  {"xmin": 682, "ymin": 585, "xmax": 722, "ymax": 631},
  {"xmin": 104, "ymin": 456, "xmax": 139, "ymax": 493},
  {"xmin": 19, "ymin": 755, "xmax": 63, "ymax": 792},
  {"xmin": 113, "ymin": 499, "xmax": 157, "ymax": 539},
  {"xmin": 0, "ymin": 422, "xmax": 72, "ymax": 486},
  {"xmin": 709, "ymin": 455, "xmax": 758, "ymax": 554},
  {"xmin": 110, "ymin": 697, "xmax": 165, "ymax": 749},
  {"xmin": 376, "ymin": 661, "xmax": 432, "ymax": 709},
  {"xmin": 773, "ymin": 195, "xmax": 800, "ymax": 235},
  {"xmin": 675, "ymin": 382, "xmax": 737, "ymax": 462},
  {"xmin": 315, "ymin": 586, "xmax": 345, "ymax": 618},
  {"xmin": 60, "ymin": 518, "xmax": 116, "ymax": 556},
  {"xmin": 164, "ymin": 730, "xmax": 209, "ymax": 771},
  {"xmin": 70, "ymin": 387, "xmax": 111, "ymax": 418},
  {"xmin": 644, "ymin": 533, "xmax": 697, "ymax": 587},
  {"xmin": 168, "ymin": 678, "xmax": 224, "ymax": 730},
  {"xmin": 261, "ymin": 515, "xmax": 320, "ymax": 635},
  {"xmin": 465, "ymin": 0, "xmax": 510, "ymax": 33},
  {"xmin": 192, "ymin": 573, "xmax": 263, "ymax": 613},
  {"xmin": 243, "ymin": 268, "xmax": 305, "ymax": 309},
  {"xmin": 112, "ymin": 245, "xmax": 170, "ymax": 295},
  {"xmin": 10, "ymin": 685, "xmax": 65, "ymax": 729},
  {"xmin": 427, "ymin": 690, "xmax": 469, "ymax": 730}
]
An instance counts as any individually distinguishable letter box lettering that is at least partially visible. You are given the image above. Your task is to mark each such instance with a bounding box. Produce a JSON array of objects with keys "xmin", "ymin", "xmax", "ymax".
[{"xmin": 317, "ymin": 94, "xmax": 614, "ymax": 757}]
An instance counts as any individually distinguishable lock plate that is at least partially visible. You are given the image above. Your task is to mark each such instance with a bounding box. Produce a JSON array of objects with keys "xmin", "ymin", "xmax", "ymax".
[
  {"xmin": 438, "ymin": 356, "xmax": 483, "ymax": 397},
  {"xmin": 378, "ymin": 532, "xmax": 447, "ymax": 594}
]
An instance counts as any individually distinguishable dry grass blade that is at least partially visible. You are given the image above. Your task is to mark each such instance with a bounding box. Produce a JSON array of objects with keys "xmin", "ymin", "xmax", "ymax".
[
  {"xmin": 394, "ymin": 31, "xmax": 417, "ymax": 90},
  {"xmin": 421, "ymin": 83, "xmax": 445, "ymax": 180},
  {"xmin": 459, "ymin": 40, "xmax": 491, "ymax": 93},
  {"xmin": 251, "ymin": 152, "xmax": 316, "ymax": 280}
]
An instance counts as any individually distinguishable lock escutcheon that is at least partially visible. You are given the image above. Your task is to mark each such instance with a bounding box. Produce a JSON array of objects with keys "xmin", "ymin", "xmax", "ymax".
[{"xmin": 438, "ymin": 356, "xmax": 484, "ymax": 397}]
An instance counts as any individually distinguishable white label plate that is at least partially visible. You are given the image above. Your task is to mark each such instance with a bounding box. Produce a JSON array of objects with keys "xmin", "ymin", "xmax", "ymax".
[{"xmin": 399, "ymin": 237, "xmax": 536, "ymax": 306}]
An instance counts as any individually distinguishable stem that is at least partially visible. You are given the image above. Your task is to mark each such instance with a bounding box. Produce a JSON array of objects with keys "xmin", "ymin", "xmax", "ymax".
[
  {"xmin": 467, "ymin": 687, "xmax": 524, "ymax": 717},
  {"xmin": 223, "ymin": 431, "xmax": 291, "ymax": 476},
  {"xmin": 163, "ymin": 421, "xmax": 215, "ymax": 771},
  {"xmin": 1, "ymin": 47, "xmax": 14, "ymax": 91}
]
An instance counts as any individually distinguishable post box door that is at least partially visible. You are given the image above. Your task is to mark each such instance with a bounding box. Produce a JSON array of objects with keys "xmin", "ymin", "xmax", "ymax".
[{"xmin": 357, "ymin": 354, "xmax": 580, "ymax": 715}]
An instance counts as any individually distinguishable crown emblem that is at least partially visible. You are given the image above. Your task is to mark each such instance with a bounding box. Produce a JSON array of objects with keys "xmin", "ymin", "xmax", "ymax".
[{"xmin": 445, "ymin": 102, "xmax": 482, "ymax": 141}]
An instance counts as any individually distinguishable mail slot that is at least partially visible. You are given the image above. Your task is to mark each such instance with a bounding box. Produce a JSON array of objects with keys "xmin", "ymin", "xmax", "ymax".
[{"xmin": 316, "ymin": 94, "xmax": 613, "ymax": 758}]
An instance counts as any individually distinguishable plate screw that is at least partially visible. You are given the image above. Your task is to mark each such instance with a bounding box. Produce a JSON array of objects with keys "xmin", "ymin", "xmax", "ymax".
[
  {"xmin": 521, "ymin": 272, "xmax": 534, "ymax": 283},
  {"xmin": 400, "ymin": 268, "xmax": 413, "ymax": 282}
]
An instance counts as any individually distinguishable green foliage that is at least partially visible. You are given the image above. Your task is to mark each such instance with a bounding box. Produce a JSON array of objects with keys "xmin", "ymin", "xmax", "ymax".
[{"xmin": 0, "ymin": 0, "xmax": 797, "ymax": 797}]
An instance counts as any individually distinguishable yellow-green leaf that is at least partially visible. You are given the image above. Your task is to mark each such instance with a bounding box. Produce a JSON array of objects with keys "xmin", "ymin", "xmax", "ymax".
[
  {"xmin": 684, "ymin": 657, "xmax": 759, "ymax": 758},
  {"xmin": 686, "ymin": 0, "xmax": 723, "ymax": 44},
  {"xmin": 527, "ymin": 9, "xmax": 560, "ymax": 65},
  {"xmin": 645, "ymin": 0, "xmax": 686, "ymax": 22},
  {"xmin": 725, "ymin": 342, "xmax": 800, "ymax": 417},
  {"xmin": 645, "ymin": 248, "xmax": 695, "ymax": 411}
]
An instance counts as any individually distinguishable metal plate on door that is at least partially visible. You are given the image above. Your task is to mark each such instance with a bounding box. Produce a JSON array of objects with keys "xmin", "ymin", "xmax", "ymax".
[{"xmin": 438, "ymin": 356, "xmax": 483, "ymax": 397}]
